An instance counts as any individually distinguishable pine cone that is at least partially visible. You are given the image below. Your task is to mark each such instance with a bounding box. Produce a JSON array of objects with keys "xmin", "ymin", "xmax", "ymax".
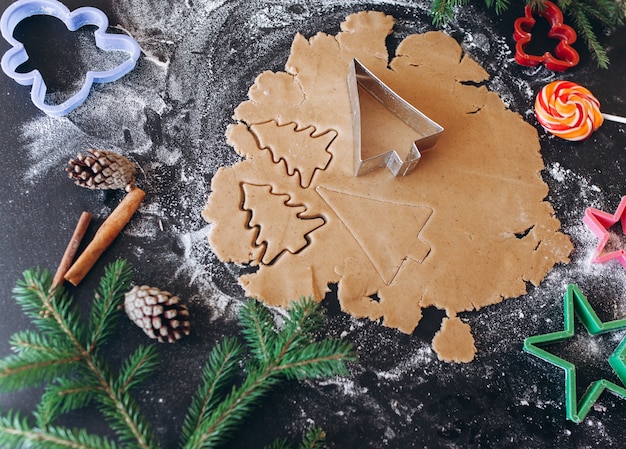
[
  {"xmin": 67, "ymin": 149, "xmax": 136, "ymax": 191},
  {"xmin": 124, "ymin": 285, "xmax": 190, "ymax": 343}
]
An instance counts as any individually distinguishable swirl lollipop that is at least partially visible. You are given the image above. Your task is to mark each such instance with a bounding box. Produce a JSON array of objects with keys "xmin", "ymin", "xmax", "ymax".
[{"xmin": 535, "ymin": 80, "xmax": 626, "ymax": 141}]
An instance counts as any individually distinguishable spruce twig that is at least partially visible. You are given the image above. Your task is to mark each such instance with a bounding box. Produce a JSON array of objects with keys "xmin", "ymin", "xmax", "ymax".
[
  {"xmin": 485, "ymin": 0, "xmax": 511, "ymax": 14},
  {"xmin": 431, "ymin": 0, "xmax": 471, "ymax": 26},
  {"xmin": 263, "ymin": 426, "xmax": 327, "ymax": 449},
  {"xmin": 0, "ymin": 260, "xmax": 158, "ymax": 449},
  {"xmin": 180, "ymin": 337, "xmax": 245, "ymax": 443},
  {"xmin": 296, "ymin": 426, "xmax": 326, "ymax": 449},
  {"xmin": 0, "ymin": 263, "xmax": 356, "ymax": 449},
  {"xmin": 180, "ymin": 299, "xmax": 356, "ymax": 449},
  {"xmin": 0, "ymin": 411, "xmax": 118, "ymax": 449},
  {"xmin": 567, "ymin": 2, "xmax": 609, "ymax": 67}
]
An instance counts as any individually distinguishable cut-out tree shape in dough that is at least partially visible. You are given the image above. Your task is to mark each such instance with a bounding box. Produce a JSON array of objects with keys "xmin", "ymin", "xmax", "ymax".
[
  {"xmin": 317, "ymin": 185, "xmax": 432, "ymax": 284},
  {"xmin": 203, "ymin": 11, "xmax": 573, "ymax": 362},
  {"xmin": 249, "ymin": 121, "xmax": 336, "ymax": 188},
  {"xmin": 242, "ymin": 183, "xmax": 325, "ymax": 265}
]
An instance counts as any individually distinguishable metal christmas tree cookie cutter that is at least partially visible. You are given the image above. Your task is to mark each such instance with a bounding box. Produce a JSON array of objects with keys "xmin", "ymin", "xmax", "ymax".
[
  {"xmin": 0, "ymin": 0, "xmax": 141, "ymax": 116},
  {"xmin": 347, "ymin": 59, "xmax": 444, "ymax": 177}
]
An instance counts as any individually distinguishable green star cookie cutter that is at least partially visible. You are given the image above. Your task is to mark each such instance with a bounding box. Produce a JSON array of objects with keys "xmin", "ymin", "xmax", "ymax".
[{"xmin": 523, "ymin": 284, "xmax": 626, "ymax": 423}]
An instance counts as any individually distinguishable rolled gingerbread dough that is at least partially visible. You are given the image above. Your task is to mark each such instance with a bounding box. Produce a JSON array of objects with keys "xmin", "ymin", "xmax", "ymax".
[{"xmin": 202, "ymin": 11, "xmax": 572, "ymax": 362}]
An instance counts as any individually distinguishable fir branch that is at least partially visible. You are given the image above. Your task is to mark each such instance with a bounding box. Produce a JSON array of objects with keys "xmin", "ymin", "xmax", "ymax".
[
  {"xmin": 4, "ymin": 332, "xmax": 81, "ymax": 393},
  {"xmin": 181, "ymin": 337, "xmax": 244, "ymax": 443},
  {"xmin": 2, "ymin": 261, "xmax": 158, "ymax": 449},
  {"xmin": 181, "ymin": 298, "xmax": 356, "ymax": 449},
  {"xmin": 13, "ymin": 270, "xmax": 86, "ymax": 345},
  {"xmin": 11, "ymin": 268, "xmax": 53, "ymax": 320},
  {"xmin": 297, "ymin": 426, "xmax": 326, "ymax": 449},
  {"xmin": 0, "ymin": 410, "xmax": 118, "ymax": 449},
  {"xmin": 587, "ymin": 0, "xmax": 624, "ymax": 26},
  {"xmin": 484, "ymin": 0, "xmax": 510, "ymax": 14},
  {"xmin": 278, "ymin": 340, "xmax": 354, "ymax": 380},
  {"xmin": 87, "ymin": 260, "xmax": 134, "ymax": 351},
  {"xmin": 565, "ymin": 0, "xmax": 610, "ymax": 68},
  {"xmin": 116, "ymin": 345, "xmax": 160, "ymax": 394},
  {"xmin": 281, "ymin": 299, "xmax": 322, "ymax": 337},
  {"xmin": 430, "ymin": 0, "xmax": 470, "ymax": 26},
  {"xmin": 96, "ymin": 387, "xmax": 157, "ymax": 448},
  {"xmin": 617, "ymin": 0, "xmax": 626, "ymax": 25},
  {"xmin": 35, "ymin": 375, "xmax": 100, "ymax": 426},
  {"xmin": 263, "ymin": 426, "xmax": 326, "ymax": 449},
  {"xmin": 3, "ymin": 266, "xmax": 356, "ymax": 449},
  {"xmin": 238, "ymin": 299, "xmax": 278, "ymax": 362},
  {"xmin": 0, "ymin": 351, "xmax": 81, "ymax": 392},
  {"xmin": 9, "ymin": 330, "xmax": 70, "ymax": 355},
  {"xmin": 71, "ymin": 322, "xmax": 158, "ymax": 449},
  {"xmin": 183, "ymin": 366, "xmax": 283, "ymax": 449}
]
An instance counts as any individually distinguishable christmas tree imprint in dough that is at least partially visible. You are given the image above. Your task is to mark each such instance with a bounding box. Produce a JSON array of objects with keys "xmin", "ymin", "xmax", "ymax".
[
  {"xmin": 242, "ymin": 183, "xmax": 325, "ymax": 265},
  {"xmin": 249, "ymin": 121, "xmax": 336, "ymax": 188},
  {"xmin": 316, "ymin": 185, "xmax": 432, "ymax": 284},
  {"xmin": 202, "ymin": 11, "xmax": 574, "ymax": 362}
]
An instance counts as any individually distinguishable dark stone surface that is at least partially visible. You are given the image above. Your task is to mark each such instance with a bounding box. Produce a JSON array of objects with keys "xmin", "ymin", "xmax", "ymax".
[{"xmin": 1, "ymin": 0, "xmax": 625, "ymax": 447}]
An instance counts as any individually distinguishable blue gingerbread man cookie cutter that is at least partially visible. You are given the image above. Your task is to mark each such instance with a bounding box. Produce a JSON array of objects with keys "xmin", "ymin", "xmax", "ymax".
[{"xmin": 0, "ymin": 0, "xmax": 141, "ymax": 116}]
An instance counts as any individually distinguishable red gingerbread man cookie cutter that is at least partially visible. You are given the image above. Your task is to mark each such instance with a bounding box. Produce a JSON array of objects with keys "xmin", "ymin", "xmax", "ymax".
[{"xmin": 513, "ymin": 0, "xmax": 579, "ymax": 71}]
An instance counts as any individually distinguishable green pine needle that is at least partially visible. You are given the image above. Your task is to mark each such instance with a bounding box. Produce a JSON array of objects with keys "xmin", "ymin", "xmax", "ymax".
[
  {"xmin": 280, "ymin": 299, "xmax": 323, "ymax": 339},
  {"xmin": 279, "ymin": 340, "xmax": 354, "ymax": 380},
  {"xmin": 96, "ymin": 389, "xmax": 157, "ymax": 448},
  {"xmin": 485, "ymin": 0, "xmax": 510, "ymax": 14},
  {"xmin": 297, "ymin": 426, "xmax": 326, "ymax": 449},
  {"xmin": 181, "ymin": 337, "xmax": 245, "ymax": 443},
  {"xmin": 563, "ymin": 0, "xmax": 611, "ymax": 68},
  {"xmin": 13, "ymin": 269, "xmax": 86, "ymax": 345},
  {"xmin": 2, "ymin": 264, "xmax": 356, "ymax": 449},
  {"xmin": 182, "ymin": 367, "xmax": 283, "ymax": 449},
  {"xmin": 88, "ymin": 260, "xmax": 134, "ymax": 351},
  {"xmin": 2, "ymin": 261, "xmax": 158, "ymax": 449},
  {"xmin": 35, "ymin": 375, "xmax": 100, "ymax": 426},
  {"xmin": 116, "ymin": 345, "xmax": 160, "ymax": 394},
  {"xmin": 0, "ymin": 410, "xmax": 119, "ymax": 449},
  {"xmin": 0, "ymin": 350, "xmax": 81, "ymax": 392},
  {"xmin": 264, "ymin": 426, "xmax": 327, "ymax": 449},
  {"xmin": 431, "ymin": 0, "xmax": 470, "ymax": 26},
  {"xmin": 239, "ymin": 300, "xmax": 279, "ymax": 362},
  {"xmin": 9, "ymin": 330, "xmax": 73, "ymax": 356},
  {"xmin": 181, "ymin": 298, "xmax": 356, "ymax": 449}
]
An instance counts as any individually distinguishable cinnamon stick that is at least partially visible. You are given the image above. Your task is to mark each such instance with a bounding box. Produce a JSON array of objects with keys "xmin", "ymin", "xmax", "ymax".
[
  {"xmin": 64, "ymin": 187, "xmax": 146, "ymax": 286},
  {"xmin": 52, "ymin": 211, "xmax": 92, "ymax": 288}
]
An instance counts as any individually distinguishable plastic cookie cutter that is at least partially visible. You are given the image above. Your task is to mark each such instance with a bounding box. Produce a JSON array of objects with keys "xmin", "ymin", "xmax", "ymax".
[
  {"xmin": 347, "ymin": 59, "xmax": 444, "ymax": 177},
  {"xmin": 513, "ymin": 0, "xmax": 579, "ymax": 71},
  {"xmin": 582, "ymin": 196, "xmax": 626, "ymax": 267},
  {"xmin": 0, "ymin": 0, "xmax": 141, "ymax": 116},
  {"xmin": 523, "ymin": 284, "xmax": 626, "ymax": 423}
]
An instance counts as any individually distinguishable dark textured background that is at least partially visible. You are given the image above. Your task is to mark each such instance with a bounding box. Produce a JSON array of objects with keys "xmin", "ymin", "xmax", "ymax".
[{"xmin": 1, "ymin": 0, "xmax": 626, "ymax": 447}]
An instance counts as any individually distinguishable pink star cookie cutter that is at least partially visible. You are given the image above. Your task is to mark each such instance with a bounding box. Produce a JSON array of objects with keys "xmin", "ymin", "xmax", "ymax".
[{"xmin": 582, "ymin": 196, "xmax": 626, "ymax": 267}]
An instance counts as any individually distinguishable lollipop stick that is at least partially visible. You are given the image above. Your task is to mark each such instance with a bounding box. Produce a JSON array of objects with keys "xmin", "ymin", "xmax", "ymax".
[{"xmin": 602, "ymin": 113, "xmax": 626, "ymax": 125}]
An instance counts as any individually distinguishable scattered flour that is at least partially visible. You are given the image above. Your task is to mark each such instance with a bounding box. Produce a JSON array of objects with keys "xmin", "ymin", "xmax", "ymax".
[{"xmin": 9, "ymin": 1, "xmax": 626, "ymax": 446}]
